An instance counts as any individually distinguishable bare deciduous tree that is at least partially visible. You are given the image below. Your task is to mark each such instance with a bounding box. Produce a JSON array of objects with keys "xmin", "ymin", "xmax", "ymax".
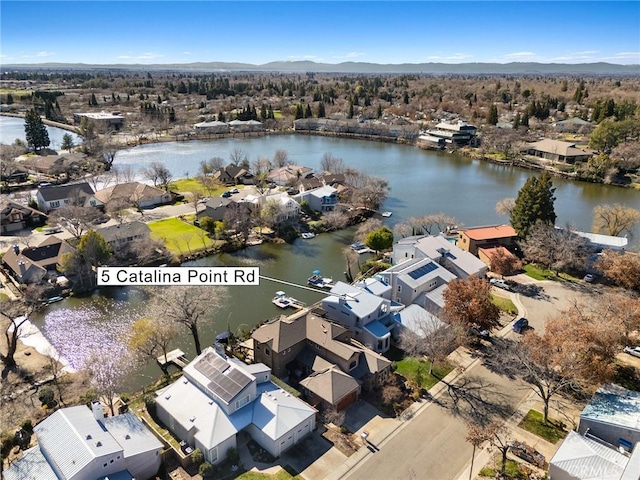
[
  {"xmin": 272, "ymin": 149, "xmax": 289, "ymax": 167},
  {"xmin": 320, "ymin": 152, "xmax": 346, "ymax": 173},
  {"xmin": 48, "ymin": 205, "xmax": 102, "ymax": 239},
  {"xmin": 521, "ymin": 224, "xmax": 589, "ymax": 275},
  {"xmin": 443, "ymin": 276, "xmax": 500, "ymax": 331},
  {"xmin": 141, "ymin": 161, "xmax": 173, "ymax": 190},
  {"xmin": 128, "ymin": 317, "xmax": 178, "ymax": 375},
  {"xmin": 592, "ymin": 203, "xmax": 640, "ymax": 237},
  {"xmin": 495, "ymin": 198, "xmax": 516, "ymax": 218}
]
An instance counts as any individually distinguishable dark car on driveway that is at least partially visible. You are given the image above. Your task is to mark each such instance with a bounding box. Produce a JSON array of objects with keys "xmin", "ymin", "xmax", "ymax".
[{"xmin": 513, "ymin": 318, "xmax": 529, "ymax": 334}]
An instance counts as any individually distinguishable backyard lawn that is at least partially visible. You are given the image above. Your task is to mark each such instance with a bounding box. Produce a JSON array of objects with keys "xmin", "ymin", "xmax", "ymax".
[
  {"xmin": 523, "ymin": 264, "xmax": 580, "ymax": 282},
  {"xmin": 170, "ymin": 177, "xmax": 228, "ymax": 197},
  {"xmin": 235, "ymin": 469, "xmax": 301, "ymax": 480},
  {"xmin": 148, "ymin": 218, "xmax": 215, "ymax": 256}
]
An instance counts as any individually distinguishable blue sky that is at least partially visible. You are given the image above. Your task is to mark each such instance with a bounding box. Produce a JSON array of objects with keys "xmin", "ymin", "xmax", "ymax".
[{"xmin": 1, "ymin": 1, "xmax": 639, "ymax": 65}]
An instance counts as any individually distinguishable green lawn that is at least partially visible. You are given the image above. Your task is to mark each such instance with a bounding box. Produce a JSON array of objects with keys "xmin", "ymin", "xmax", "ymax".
[
  {"xmin": 491, "ymin": 294, "xmax": 518, "ymax": 314},
  {"xmin": 518, "ymin": 409, "xmax": 567, "ymax": 444},
  {"xmin": 395, "ymin": 357, "xmax": 453, "ymax": 390},
  {"xmin": 169, "ymin": 177, "xmax": 229, "ymax": 197},
  {"xmin": 147, "ymin": 218, "xmax": 215, "ymax": 256},
  {"xmin": 478, "ymin": 457, "xmax": 522, "ymax": 478},
  {"xmin": 523, "ymin": 264, "xmax": 580, "ymax": 283}
]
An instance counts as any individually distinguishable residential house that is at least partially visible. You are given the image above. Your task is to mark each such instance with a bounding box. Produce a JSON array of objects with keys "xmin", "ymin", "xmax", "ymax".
[
  {"xmin": 526, "ymin": 139, "xmax": 594, "ymax": 163},
  {"xmin": 295, "ymin": 185, "xmax": 339, "ymax": 213},
  {"xmin": 376, "ymin": 257, "xmax": 457, "ymax": 312},
  {"xmin": 21, "ymin": 153, "xmax": 86, "ymax": 177},
  {"xmin": 552, "ymin": 117, "xmax": 594, "ymax": 133},
  {"xmin": 393, "ymin": 304, "xmax": 447, "ymax": 339},
  {"xmin": 97, "ymin": 221, "xmax": 151, "ymax": 249},
  {"xmin": 457, "ymin": 225, "xmax": 518, "ymax": 256},
  {"xmin": 477, "ymin": 245, "xmax": 521, "ymax": 274},
  {"xmin": 251, "ymin": 307, "xmax": 391, "ymax": 410},
  {"xmin": 213, "ymin": 165, "xmax": 255, "ymax": 185},
  {"xmin": 548, "ymin": 430, "xmax": 640, "ymax": 480},
  {"xmin": 4, "ymin": 404, "xmax": 163, "ymax": 480},
  {"xmin": 94, "ymin": 182, "xmax": 171, "ymax": 210},
  {"xmin": 422, "ymin": 120, "xmax": 478, "ymax": 146},
  {"xmin": 393, "ymin": 234, "xmax": 488, "ymax": 278},
  {"xmin": 193, "ymin": 120, "xmax": 230, "ymax": 134},
  {"xmin": 2, "ymin": 236, "xmax": 74, "ymax": 283},
  {"xmin": 299, "ymin": 367, "xmax": 361, "ymax": 412},
  {"xmin": 267, "ymin": 165, "xmax": 314, "ymax": 187},
  {"xmin": 0, "ymin": 198, "xmax": 46, "ymax": 234},
  {"xmin": 571, "ymin": 230, "xmax": 628, "ymax": 252},
  {"xmin": 73, "ymin": 112, "xmax": 125, "ymax": 130},
  {"xmin": 197, "ymin": 197, "xmax": 235, "ymax": 222},
  {"xmin": 261, "ymin": 192, "xmax": 301, "ymax": 223},
  {"xmin": 228, "ymin": 119, "xmax": 264, "ymax": 133},
  {"xmin": 155, "ymin": 347, "xmax": 316, "ymax": 465},
  {"xmin": 36, "ymin": 182, "xmax": 101, "ymax": 213},
  {"xmin": 578, "ymin": 384, "xmax": 640, "ymax": 451},
  {"xmin": 323, "ymin": 281, "xmax": 395, "ymax": 353}
]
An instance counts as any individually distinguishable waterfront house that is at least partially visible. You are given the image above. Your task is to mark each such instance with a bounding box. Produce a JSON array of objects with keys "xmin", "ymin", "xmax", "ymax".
[
  {"xmin": 213, "ymin": 164, "xmax": 255, "ymax": 185},
  {"xmin": 526, "ymin": 139, "xmax": 594, "ymax": 163},
  {"xmin": 97, "ymin": 221, "xmax": 151, "ymax": 249},
  {"xmin": 94, "ymin": 182, "xmax": 171, "ymax": 209},
  {"xmin": 4, "ymin": 404, "xmax": 162, "ymax": 480},
  {"xmin": 21, "ymin": 152, "xmax": 86, "ymax": 177},
  {"xmin": 36, "ymin": 182, "xmax": 101, "ymax": 213},
  {"xmin": 457, "ymin": 225, "xmax": 518, "ymax": 256},
  {"xmin": 299, "ymin": 367, "xmax": 361, "ymax": 412},
  {"xmin": 294, "ymin": 185, "xmax": 339, "ymax": 213},
  {"xmin": 376, "ymin": 257, "xmax": 457, "ymax": 311},
  {"xmin": 0, "ymin": 198, "xmax": 46, "ymax": 234},
  {"xmin": 393, "ymin": 234, "xmax": 488, "ymax": 279},
  {"xmin": 261, "ymin": 192, "xmax": 301, "ymax": 223},
  {"xmin": 267, "ymin": 165, "xmax": 314, "ymax": 187},
  {"xmin": 2, "ymin": 236, "xmax": 74, "ymax": 283},
  {"xmin": 197, "ymin": 197, "xmax": 235, "ymax": 222},
  {"xmin": 193, "ymin": 120, "xmax": 230, "ymax": 134},
  {"xmin": 73, "ymin": 111, "xmax": 125, "ymax": 130},
  {"xmin": 228, "ymin": 119, "xmax": 264, "ymax": 133},
  {"xmin": 155, "ymin": 347, "xmax": 316, "ymax": 465},
  {"xmin": 422, "ymin": 120, "xmax": 478, "ymax": 146}
]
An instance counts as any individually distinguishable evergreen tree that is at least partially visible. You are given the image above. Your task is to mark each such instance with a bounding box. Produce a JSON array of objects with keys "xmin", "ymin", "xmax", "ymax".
[
  {"xmin": 376, "ymin": 103, "xmax": 383, "ymax": 118},
  {"xmin": 317, "ymin": 101, "xmax": 326, "ymax": 118},
  {"xmin": 24, "ymin": 109, "xmax": 50, "ymax": 151},
  {"xmin": 348, "ymin": 101, "xmax": 354, "ymax": 119},
  {"xmin": 304, "ymin": 103, "xmax": 312, "ymax": 118},
  {"xmin": 90, "ymin": 93, "xmax": 98, "ymax": 106},
  {"xmin": 6, "ymin": 93, "xmax": 13, "ymax": 105},
  {"xmin": 486, "ymin": 104, "xmax": 498, "ymax": 125},
  {"xmin": 61, "ymin": 133, "xmax": 74, "ymax": 152},
  {"xmin": 510, "ymin": 173, "xmax": 556, "ymax": 238},
  {"xmin": 403, "ymin": 92, "xmax": 409, "ymax": 105},
  {"xmin": 295, "ymin": 104, "xmax": 304, "ymax": 120},
  {"xmin": 512, "ymin": 113, "xmax": 521, "ymax": 128}
]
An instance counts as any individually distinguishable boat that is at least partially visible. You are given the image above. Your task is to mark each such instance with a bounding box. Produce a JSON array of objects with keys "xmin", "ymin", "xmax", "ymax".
[
  {"xmin": 44, "ymin": 296, "xmax": 64, "ymax": 305},
  {"xmin": 272, "ymin": 291, "xmax": 305, "ymax": 309},
  {"xmin": 381, "ymin": 211, "xmax": 393, "ymax": 217},
  {"xmin": 307, "ymin": 270, "xmax": 334, "ymax": 289},
  {"xmin": 350, "ymin": 242, "xmax": 372, "ymax": 254},
  {"xmin": 300, "ymin": 232, "xmax": 316, "ymax": 239}
]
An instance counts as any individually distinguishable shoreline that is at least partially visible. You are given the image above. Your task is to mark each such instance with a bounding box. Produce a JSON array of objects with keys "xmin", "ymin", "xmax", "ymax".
[{"xmin": 2, "ymin": 113, "xmax": 636, "ymax": 189}]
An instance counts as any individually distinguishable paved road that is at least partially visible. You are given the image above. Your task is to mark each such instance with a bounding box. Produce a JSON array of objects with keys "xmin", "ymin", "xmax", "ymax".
[{"xmin": 343, "ymin": 353, "xmax": 531, "ymax": 480}]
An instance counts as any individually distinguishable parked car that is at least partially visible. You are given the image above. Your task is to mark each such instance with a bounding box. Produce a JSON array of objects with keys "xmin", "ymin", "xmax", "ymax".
[
  {"xmin": 221, "ymin": 191, "xmax": 231, "ymax": 198},
  {"xmin": 230, "ymin": 188, "xmax": 239, "ymax": 194},
  {"xmin": 470, "ymin": 323, "xmax": 490, "ymax": 339},
  {"xmin": 490, "ymin": 278, "xmax": 512, "ymax": 291},
  {"xmin": 513, "ymin": 317, "xmax": 529, "ymax": 334},
  {"xmin": 583, "ymin": 273, "xmax": 596, "ymax": 283},
  {"xmin": 624, "ymin": 346, "xmax": 640, "ymax": 358}
]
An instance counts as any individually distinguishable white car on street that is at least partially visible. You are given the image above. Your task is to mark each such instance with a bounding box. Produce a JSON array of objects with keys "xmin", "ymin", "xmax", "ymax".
[{"xmin": 624, "ymin": 346, "xmax": 640, "ymax": 358}]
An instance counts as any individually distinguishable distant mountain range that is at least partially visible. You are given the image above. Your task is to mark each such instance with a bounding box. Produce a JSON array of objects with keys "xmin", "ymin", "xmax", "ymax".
[{"xmin": 2, "ymin": 61, "xmax": 639, "ymax": 75}]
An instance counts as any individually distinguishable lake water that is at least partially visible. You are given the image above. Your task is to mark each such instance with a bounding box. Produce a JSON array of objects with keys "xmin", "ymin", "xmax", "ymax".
[
  {"xmin": 9, "ymin": 117, "xmax": 638, "ymax": 390},
  {"xmin": 0, "ymin": 116, "xmax": 81, "ymax": 150}
]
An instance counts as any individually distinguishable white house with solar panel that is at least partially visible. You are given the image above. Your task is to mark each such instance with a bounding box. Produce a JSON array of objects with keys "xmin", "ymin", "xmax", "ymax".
[
  {"xmin": 4, "ymin": 404, "xmax": 162, "ymax": 480},
  {"xmin": 155, "ymin": 347, "xmax": 316, "ymax": 465}
]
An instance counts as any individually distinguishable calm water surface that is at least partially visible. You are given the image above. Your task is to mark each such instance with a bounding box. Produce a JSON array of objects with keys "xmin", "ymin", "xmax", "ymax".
[
  {"xmin": 13, "ymin": 118, "xmax": 638, "ymax": 390},
  {"xmin": 0, "ymin": 116, "xmax": 81, "ymax": 150}
]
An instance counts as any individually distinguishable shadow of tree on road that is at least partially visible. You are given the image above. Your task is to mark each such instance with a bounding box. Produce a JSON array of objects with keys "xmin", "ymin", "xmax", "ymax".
[{"xmin": 439, "ymin": 374, "xmax": 515, "ymax": 425}]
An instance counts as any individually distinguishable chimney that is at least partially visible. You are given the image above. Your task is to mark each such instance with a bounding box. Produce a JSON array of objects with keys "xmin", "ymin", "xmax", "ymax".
[
  {"xmin": 18, "ymin": 261, "xmax": 26, "ymax": 276},
  {"xmin": 12, "ymin": 244, "xmax": 19, "ymax": 255},
  {"xmin": 91, "ymin": 401, "xmax": 104, "ymax": 422}
]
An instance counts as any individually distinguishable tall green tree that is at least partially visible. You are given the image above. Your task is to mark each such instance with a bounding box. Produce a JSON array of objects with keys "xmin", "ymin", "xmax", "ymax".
[
  {"xmin": 24, "ymin": 109, "xmax": 50, "ymax": 151},
  {"xmin": 61, "ymin": 133, "xmax": 74, "ymax": 152},
  {"xmin": 486, "ymin": 104, "xmax": 498, "ymax": 125},
  {"xmin": 364, "ymin": 226, "xmax": 394, "ymax": 254},
  {"xmin": 510, "ymin": 172, "xmax": 556, "ymax": 238}
]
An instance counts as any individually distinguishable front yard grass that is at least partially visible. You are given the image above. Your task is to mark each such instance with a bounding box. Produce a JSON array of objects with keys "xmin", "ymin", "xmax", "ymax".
[
  {"xmin": 518, "ymin": 409, "xmax": 567, "ymax": 444},
  {"xmin": 491, "ymin": 294, "xmax": 518, "ymax": 314},
  {"xmin": 523, "ymin": 264, "xmax": 580, "ymax": 283},
  {"xmin": 148, "ymin": 218, "xmax": 215, "ymax": 256},
  {"xmin": 478, "ymin": 456, "xmax": 523, "ymax": 478},
  {"xmin": 170, "ymin": 177, "xmax": 229, "ymax": 197},
  {"xmin": 235, "ymin": 469, "xmax": 302, "ymax": 480},
  {"xmin": 395, "ymin": 356, "xmax": 453, "ymax": 390}
]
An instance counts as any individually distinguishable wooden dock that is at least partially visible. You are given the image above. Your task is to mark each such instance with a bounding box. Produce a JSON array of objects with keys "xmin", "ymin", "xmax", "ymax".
[{"xmin": 157, "ymin": 349, "xmax": 188, "ymax": 369}]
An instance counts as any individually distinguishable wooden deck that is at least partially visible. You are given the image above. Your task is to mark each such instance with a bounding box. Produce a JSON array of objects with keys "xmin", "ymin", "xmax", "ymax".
[{"xmin": 157, "ymin": 349, "xmax": 189, "ymax": 369}]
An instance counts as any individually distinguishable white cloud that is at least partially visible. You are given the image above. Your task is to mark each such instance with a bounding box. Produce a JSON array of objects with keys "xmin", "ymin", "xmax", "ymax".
[
  {"xmin": 570, "ymin": 50, "xmax": 599, "ymax": 56},
  {"xmin": 427, "ymin": 55, "xmax": 442, "ymax": 60},
  {"xmin": 445, "ymin": 53, "xmax": 473, "ymax": 61},
  {"xmin": 36, "ymin": 51, "xmax": 56, "ymax": 57},
  {"xmin": 504, "ymin": 51, "xmax": 536, "ymax": 59},
  {"xmin": 612, "ymin": 51, "xmax": 640, "ymax": 59}
]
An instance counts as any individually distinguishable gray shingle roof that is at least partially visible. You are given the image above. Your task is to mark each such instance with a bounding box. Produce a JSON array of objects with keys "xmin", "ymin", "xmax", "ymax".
[
  {"xmin": 37, "ymin": 182, "xmax": 94, "ymax": 201},
  {"xmin": 299, "ymin": 367, "xmax": 359, "ymax": 404}
]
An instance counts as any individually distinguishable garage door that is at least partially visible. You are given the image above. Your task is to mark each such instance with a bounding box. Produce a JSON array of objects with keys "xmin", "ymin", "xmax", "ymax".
[
  {"xmin": 279, "ymin": 434, "xmax": 295, "ymax": 454},
  {"xmin": 297, "ymin": 421, "xmax": 311, "ymax": 440}
]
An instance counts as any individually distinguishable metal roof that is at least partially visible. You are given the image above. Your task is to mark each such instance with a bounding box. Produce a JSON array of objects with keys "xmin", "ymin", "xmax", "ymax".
[
  {"xmin": 252, "ymin": 384, "xmax": 317, "ymax": 440},
  {"xmin": 103, "ymin": 413, "xmax": 163, "ymax": 458},
  {"xmin": 581, "ymin": 384, "xmax": 640, "ymax": 432},
  {"xmin": 3, "ymin": 446, "xmax": 58, "ymax": 480}
]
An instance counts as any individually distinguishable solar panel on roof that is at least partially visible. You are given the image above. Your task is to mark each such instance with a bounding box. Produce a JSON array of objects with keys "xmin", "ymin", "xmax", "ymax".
[
  {"xmin": 194, "ymin": 350, "xmax": 252, "ymax": 403},
  {"xmin": 446, "ymin": 252, "xmax": 457, "ymax": 260},
  {"xmin": 407, "ymin": 262, "xmax": 438, "ymax": 280}
]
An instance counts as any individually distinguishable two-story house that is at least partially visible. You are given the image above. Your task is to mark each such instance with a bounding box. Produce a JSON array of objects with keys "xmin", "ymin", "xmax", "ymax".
[
  {"xmin": 2, "ymin": 236, "xmax": 75, "ymax": 283},
  {"xmin": 295, "ymin": 185, "xmax": 339, "ymax": 213},
  {"xmin": 0, "ymin": 198, "xmax": 46, "ymax": 234},
  {"xmin": 155, "ymin": 347, "xmax": 316, "ymax": 465},
  {"xmin": 457, "ymin": 225, "xmax": 518, "ymax": 256},
  {"xmin": 36, "ymin": 182, "xmax": 102, "ymax": 213}
]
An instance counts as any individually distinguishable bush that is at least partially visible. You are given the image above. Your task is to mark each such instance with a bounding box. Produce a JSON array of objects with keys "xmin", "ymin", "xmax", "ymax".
[
  {"xmin": 144, "ymin": 395, "xmax": 156, "ymax": 416},
  {"xmin": 1, "ymin": 432, "xmax": 14, "ymax": 457},
  {"xmin": 21, "ymin": 419, "xmax": 33, "ymax": 433},
  {"xmin": 227, "ymin": 447, "xmax": 239, "ymax": 463},
  {"xmin": 191, "ymin": 448, "xmax": 204, "ymax": 467},
  {"xmin": 38, "ymin": 387, "xmax": 55, "ymax": 407},
  {"xmin": 79, "ymin": 388, "xmax": 98, "ymax": 406},
  {"xmin": 198, "ymin": 461, "xmax": 215, "ymax": 479},
  {"xmin": 119, "ymin": 393, "xmax": 130, "ymax": 404}
]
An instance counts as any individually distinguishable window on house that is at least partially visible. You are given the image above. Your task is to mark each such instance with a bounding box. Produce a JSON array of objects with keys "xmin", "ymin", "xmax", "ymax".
[
  {"xmin": 50, "ymin": 201, "xmax": 60, "ymax": 208},
  {"xmin": 265, "ymin": 348, "xmax": 270, "ymax": 356},
  {"xmin": 397, "ymin": 285, "xmax": 402, "ymax": 292},
  {"xmin": 349, "ymin": 361, "xmax": 357, "ymax": 370}
]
